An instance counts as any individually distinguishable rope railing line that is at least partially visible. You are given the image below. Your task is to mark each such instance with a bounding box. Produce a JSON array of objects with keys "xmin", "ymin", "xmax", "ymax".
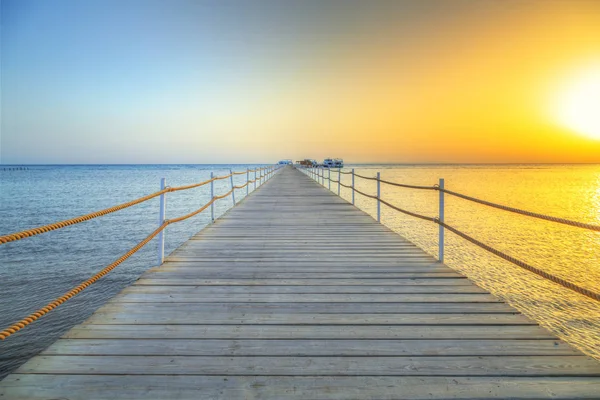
[
  {"xmin": 439, "ymin": 188, "xmax": 600, "ymax": 232},
  {"xmin": 339, "ymin": 182, "xmax": 353, "ymax": 189},
  {"xmin": 0, "ymin": 188, "xmax": 169, "ymax": 245},
  {"xmin": 0, "ymin": 185, "xmax": 245, "ymax": 340},
  {"xmin": 379, "ymin": 198, "xmax": 437, "ymax": 223},
  {"xmin": 310, "ymin": 167, "xmax": 600, "ymax": 232},
  {"xmin": 303, "ymin": 168, "xmax": 600, "ymax": 301},
  {"xmin": 330, "ymin": 178, "xmax": 340, "ymax": 184},
  {"xmin": 380, "ymin": 179, "xmax": 437, "ymax": 191},
  {"xmin": 354, "ymin": 173, "xmax": 379, "ymax": 181},
  {"xmin": 436, "ymin": 220, "xmax": 600, "ymax": 302},
  {"xmin": 169, "ymin": 177, "xmax": 215, "ymax": 192},
  {"xmin": 0, "ymin": 166, "xmax": 283, "ymax": 340},
  {"xmin": 213, "ymin": 190, "xmax": 235, "ymax": 201},
  {"xmin": 0, "ymin": 167, "xmax": 274, "ymax": 246},
  {"xmin": 354, "ymin": 187, "xmax": 378, "ymax": 200},
  {"xmin": 168, "ymin": 195, "xmax": 223, "ymax": 224},
  {"xmin": 233, "ymin": 182, "xmax": 250, "ymax": 190},
  {"xmin": 213, "ymin": 173, "xmax": 233, "ymax": 181},
  {"xmin": 339, "ymin": 170, "xmax": 353, "ymax": 175},
  {"xmin": 0, "ymin": 221, "xmax": 167, "ymax": 340}
]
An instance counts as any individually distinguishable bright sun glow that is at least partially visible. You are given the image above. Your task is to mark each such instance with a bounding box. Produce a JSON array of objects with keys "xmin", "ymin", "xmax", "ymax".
[{"xmin": 558, "ymin": 68, "xmax": 600, "ymax": 140}]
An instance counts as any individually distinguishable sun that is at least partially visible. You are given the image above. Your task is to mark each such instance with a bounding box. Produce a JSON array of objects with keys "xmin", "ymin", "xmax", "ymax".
[{"xmin": 558, "ymin": 68, "xmax": 600, "ymax": 140}]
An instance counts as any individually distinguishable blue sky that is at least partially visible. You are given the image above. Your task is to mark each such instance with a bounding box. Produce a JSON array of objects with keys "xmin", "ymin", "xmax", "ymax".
[
  {"xmin": 2, "ymin": 1, "xmax": 600, "ymax": 164},
  {"xmin": 2, "ymin": 0, "xmax": 324, "ymax": 163}
]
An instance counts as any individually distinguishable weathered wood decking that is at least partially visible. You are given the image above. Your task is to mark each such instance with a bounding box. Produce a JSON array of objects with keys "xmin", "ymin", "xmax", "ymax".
[{"xmin": 1, "ymin": 166, "xmax": 600, "ymax": 399}]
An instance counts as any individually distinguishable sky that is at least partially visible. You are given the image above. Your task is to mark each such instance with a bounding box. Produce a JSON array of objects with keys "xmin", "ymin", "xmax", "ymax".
[{"xmin": 1, "ymin": 0, "xmax": 600, "ymax": 164}]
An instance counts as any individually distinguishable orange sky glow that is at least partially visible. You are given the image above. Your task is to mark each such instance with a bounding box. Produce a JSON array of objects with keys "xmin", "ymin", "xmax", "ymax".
[{"xmin": 2, "ymin": 0, "xmax": 600, "ymax": 163}]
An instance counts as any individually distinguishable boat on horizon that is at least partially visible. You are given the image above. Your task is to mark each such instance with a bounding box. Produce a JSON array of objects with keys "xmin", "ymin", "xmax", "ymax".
[{"xmin": 323, "ymin": 158, "xmax": 344, "ymax": 168}]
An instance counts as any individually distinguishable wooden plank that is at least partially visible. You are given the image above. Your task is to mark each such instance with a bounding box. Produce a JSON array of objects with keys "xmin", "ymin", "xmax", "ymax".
[
  {"xmin": 3, "ymin": 375, "xmax": 600, "ymax": 400},
  {"xmin": 141, "ymin": 272, "xmax": 465, "ymax": 279},
  {"xmin": 84, "ymin": 312, "xmax": 534, "ymax": 325},
  {"xmin": 111, "ymin": 292, "xmax": 502, "ymax": 303},
  {"xmin": 134, "ymin": 278, "xmax": 474, "ymax": 286},
  {"xmin": 63, "ymin": 325, "xmax": 557, "ymax": 339},
  {"xmin": 15, "ymin": 355, "xmax": 600, "ymax": 376},
  {"xmin": 96, "ymin": 302, "xmax": 518, "ymax": 314},
  {"xmin": 126, "ymin": 284, "xmax": 488, "ymax": 293},
  {"xmin": 42, "ymin": 338, "xmax": 579, "ymax": 356},
  {"xmin": 154, "ymin": 265, "xmax": 456, "ymax": 273}
]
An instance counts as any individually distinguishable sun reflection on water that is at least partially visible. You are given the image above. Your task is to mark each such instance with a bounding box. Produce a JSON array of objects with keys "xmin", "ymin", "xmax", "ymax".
[{"xmin": 340, "ymin": 164, "xmax": 600, "ymax": 359}]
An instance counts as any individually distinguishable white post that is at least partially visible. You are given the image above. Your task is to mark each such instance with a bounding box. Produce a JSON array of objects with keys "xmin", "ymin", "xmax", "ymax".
[
  {"xmin": 254, "ymin": 168, "xmax": 257, "ymax": 191},
  {"xmin": 246, "ymin": 168, "xmax": 249, "ymax": 196},
  {"xmin": 157, "ymin": 178, "xmax": 166, "ymax": 265},
  {"xmin": 352, "ymin": 168, "xmax": 355, "ymax": 205},
  {"xmin": 337, "ymin": 168, "xmax": 341, "ymax": 196},
  {"xmin": 376, "ymin": 172, "xmax": 381, "ymax": 222},
  {"xmin": 328, "ymin": 168, "xmax": 331, "ymax": 190},
  {"xmin": 210, "ymin": 172, "xmax": 215, "ymax": 222},
  {"xmin": 439, "ymin": 178, "xmax": 445, "ymax": 263},
  {"xmin": 229, "ymin": 169, "xmax": 236, "ymax": 205}
]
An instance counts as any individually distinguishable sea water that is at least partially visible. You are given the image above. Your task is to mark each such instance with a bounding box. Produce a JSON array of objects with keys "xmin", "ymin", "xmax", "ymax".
[{"xmin": 1, "ymin": 164, "xmax": 599, "ymax": 379}]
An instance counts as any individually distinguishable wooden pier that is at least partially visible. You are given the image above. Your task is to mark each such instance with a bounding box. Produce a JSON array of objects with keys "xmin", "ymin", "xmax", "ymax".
[{"xmin": 1, "ymin": 166, "xmax": 600, "ymax": 399}]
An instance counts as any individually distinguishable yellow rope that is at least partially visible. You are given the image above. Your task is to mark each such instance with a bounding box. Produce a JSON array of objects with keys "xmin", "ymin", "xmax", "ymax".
[
  {"xmin": 0, "ymin": 191, "xmax": 236, "ymax": 340},
  {"xmin": 0, "ymin": 165, "xmax": 281, "ymax": 339},
  {"xmin": 0, "ymin": 188, "xmax": 169, "ymax": 245},
  {"xmin": 0, "ymin": 222, "xmax": 167, "ymax": 340},
  {"xmin": 0, "ymin": 169, "xmax": 263, "ymax": 246}
]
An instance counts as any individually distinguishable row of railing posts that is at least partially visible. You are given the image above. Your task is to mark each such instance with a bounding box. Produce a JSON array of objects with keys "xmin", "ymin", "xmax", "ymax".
[
  {"xmin": 157, "ymin": 165, "xmax": 277, "ymax": 265},
  {"xmin": 304, "ymin": 167, "xmax": 445, "ymax": 263}
]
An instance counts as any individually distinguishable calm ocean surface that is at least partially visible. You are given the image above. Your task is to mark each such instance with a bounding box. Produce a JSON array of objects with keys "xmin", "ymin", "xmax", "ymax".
[{"xmin": 1, "ymin": 164, "xmax": 600, "ymax": 378}]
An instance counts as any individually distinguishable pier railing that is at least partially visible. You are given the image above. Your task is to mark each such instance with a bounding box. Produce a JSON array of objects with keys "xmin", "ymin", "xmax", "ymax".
[
  {"xmin": 0, "ymin": 165, "xmax": 280, "ymax": 340},
  {"xmin": 301, "ymin": 166, "xmax": 600, "ymax": 302}
]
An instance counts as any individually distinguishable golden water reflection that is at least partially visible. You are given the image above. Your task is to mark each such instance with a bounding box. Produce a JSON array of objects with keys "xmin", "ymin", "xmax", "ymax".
[{"xmin": 335, "ymin": 164, "xmax": 600, "ymax": 359}]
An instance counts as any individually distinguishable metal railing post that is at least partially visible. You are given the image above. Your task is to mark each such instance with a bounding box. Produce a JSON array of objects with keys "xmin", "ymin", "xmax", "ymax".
[
  {"xmin": 246, "ymin": 168, "xmax": 249, "ymax": 196},
  {"xmin": 230, "ymin": 169, "xmax": 236, "ymax": 205},
  {"xmin": 328, "ymin": 168, "xmax": 331, "ymax": 190},
  {"xmin": 210, "ymin": 172, "xmax": 215, "ymax": 222},
  {"xmin": 337, "ymin": 168, "xmax": 341, "ymax": 196},
  {"xmin": 439, "ymin": 178, "xmax": 445, "ymax": 262},
  {"xmin": 377, "ymin": 172, "xmax": 381, "ymax": 222},
  {"xmin": 352, "ymin": 168, "xmax": 355, "ymax": 205},
  {"xmin": 157, "ymin": 178, "xmax": 166, "ymax": 265},
  {"xmin": 254, "ymin": 168, "xmax": 257, "ymax": 191}
]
